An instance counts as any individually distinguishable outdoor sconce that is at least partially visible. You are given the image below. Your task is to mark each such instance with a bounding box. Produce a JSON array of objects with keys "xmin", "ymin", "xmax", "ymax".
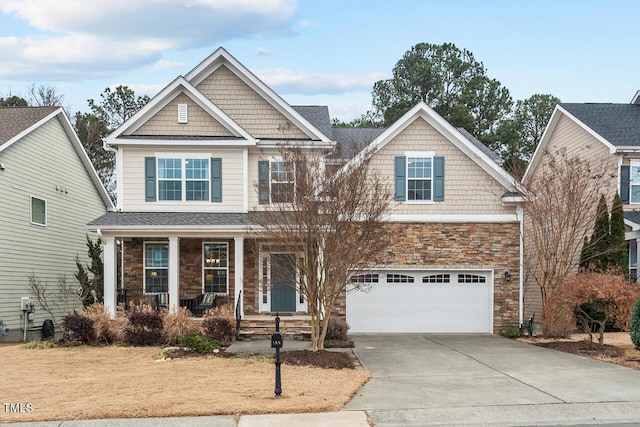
[
  {"xmin": 150, "ymin": 271, "xmax": 158, "ymax": 277},
  {"xmin": 504, "ymin": 271, "xmax": 511, "ymax": 281}
]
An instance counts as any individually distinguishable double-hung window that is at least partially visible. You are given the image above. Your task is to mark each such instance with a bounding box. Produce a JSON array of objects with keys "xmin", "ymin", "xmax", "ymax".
[
  {"xmin": 630, "ymin": 161, "xmax": 640, "ymax": 203},
  {"xmin": 145, "ymin": 242, "xmax": 168, "ymax": 294},
  {"xmin": 154, "ymin": 157, "xmax": 212, "ymax": 202},
  {"xmin": 395, "ymin": 152, "xmax": 444, "ymax": 202},
  {"xmin": 407, "ymin": 156, "xmax": 433, "ymax": 201},
  {"xmin": 203, "ymin": 243, "xmax": 228, "ymax": 293},
  {"xmin": 258, "ymin": 158, "xmax": 295, "ymax": 204}
]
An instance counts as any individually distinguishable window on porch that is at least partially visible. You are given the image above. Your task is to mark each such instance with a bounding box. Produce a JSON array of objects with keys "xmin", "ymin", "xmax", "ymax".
[
  {"xmin": 144, "ymin": 242, "xmax": 168, "ymax": 293},
  {"xmin": 203, "ymin": 243, "xmax": 228, "ymax": 294}
]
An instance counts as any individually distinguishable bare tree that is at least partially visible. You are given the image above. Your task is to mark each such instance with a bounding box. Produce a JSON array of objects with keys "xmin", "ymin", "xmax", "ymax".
[
  {"xmin": 252, "ymin": 145, "xmax": 392, "ymax": 351},
  {"xmin": 523, "ymin": 148, "xmax": 617, "ymax": 335},
  {"xmin": 27, "ymin": 83, "xmax": 64, "ymax": 107},
  {"xmin": 29, "ymin": 274, "xmax": 88, "ymax": 328}
]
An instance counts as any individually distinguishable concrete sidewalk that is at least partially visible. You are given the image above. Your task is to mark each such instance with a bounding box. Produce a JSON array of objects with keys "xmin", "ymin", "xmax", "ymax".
[{"xmin": 2, "ymin": 412, "xmax": 369, "ymax": 427}]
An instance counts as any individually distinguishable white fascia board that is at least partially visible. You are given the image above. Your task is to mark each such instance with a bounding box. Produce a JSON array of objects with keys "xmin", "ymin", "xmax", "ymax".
[
  {"xmin": 625, "ymin": 230, "xmax": 640, "ymax": 240},
  {"xmin": 382, "ymin": 214, "xmax": 519, "ymax": 223},
  {"xmin": 110, "ymin": 138, "xmax": 256, "ymax": 147},
  {"xmin": 501, "ymin": 195, "xmax": 526, "ymax": 204},
  {"xmin": 185, "ymin": 47, "xmax": 333, "ymax": 144},
  {"xmin": 106, "ymin": 77, "xmax": 255, "ymax": 146},
  {"xmin": 624, "ymin": 218, "xmax": 640, "ymax": 231},
  {"xmin": 614, "ymin": 146, "xmax": 640, "ymax": 153},
  {"xmin": 87, "ymin": 224, "xmax": 253, "ymax": 236},
  {"xmin": 255, "ymin": 140, "xmax": 335, "ymax": 149},
  {"xmin": 524, "ymin": 105, "xmax": 617, "ymax": 183},
  {"xmin": 632, "ymin": 90, "xmax": 640, "ymax": 105},
  {"xmin": 344, "ymin": 101, "xmax": 518, "ymax": 191},
  {"xmin": 0, "ymin": 108, "xmax": 114, "ymax": 210}
]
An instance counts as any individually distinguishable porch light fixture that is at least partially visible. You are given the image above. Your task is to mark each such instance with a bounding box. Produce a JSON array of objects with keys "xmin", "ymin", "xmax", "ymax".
[
  {"xmin": 150, "ymin": 271, "xmax": 158, "ymax": 277},
  {"xmin": 504, "ymin": 271, "xmax": 511, "ymax": 281},
  {"xmin": 205, "ymin": 273, "xmax": 213, "ymax": 281}
]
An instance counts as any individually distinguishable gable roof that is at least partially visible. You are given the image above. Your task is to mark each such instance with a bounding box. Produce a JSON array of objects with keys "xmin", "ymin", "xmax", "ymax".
[
  {"xmin": 185, "ymin": 47, "xmax": 333, "ymax": 144},
  {"xmin": 0, "ymin": 107, "xmax": 58, "ymax": 146},
  {"xmin": 344, "ymin": 101, "xmax": 517, "ymax": 191},
  {"xmin": 330, "ymin": 127, "xmax": 387, "ymax": 160},
  {"xmin": 0, "ymin": 107, "xmax": 114, "ymax": 210},
  {"xmin": 292, "ymin": 106, "xmax": 333, "ymax": 139},
  {"xmin": 106, "ymin": 76, "xmax": 255, "ymax": 146},
  {"xmin": 560, "ymin": 103, "xmax": 640, "ymax": 147},
  {"xmin": 456, "ymin": 127, "xmax": 503, "ymax": 165}
]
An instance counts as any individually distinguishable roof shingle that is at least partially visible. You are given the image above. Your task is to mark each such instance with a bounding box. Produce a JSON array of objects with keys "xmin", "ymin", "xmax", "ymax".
[
  {"xmin": 0, "ymin": 107, "xmax": 58, "ymax": 146},
  {"xmin": 561, "ymin": 103, "xmax": 640, "ymax": 147}
]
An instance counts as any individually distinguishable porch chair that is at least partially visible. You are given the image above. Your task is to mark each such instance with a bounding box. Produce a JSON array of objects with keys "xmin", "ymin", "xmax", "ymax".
[
  {"xmin": 156, "ymin": 292, "xmax": 169, "ymax": 309},
  {"xmin": 198, "ymin": 292, "xmax": 216, "ymax": 313}
]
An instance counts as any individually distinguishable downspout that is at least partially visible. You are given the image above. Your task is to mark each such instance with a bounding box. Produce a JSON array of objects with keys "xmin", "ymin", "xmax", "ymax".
[{"xmin": 517, "ymin": 205, "xmax": 524, "ymax": 326}]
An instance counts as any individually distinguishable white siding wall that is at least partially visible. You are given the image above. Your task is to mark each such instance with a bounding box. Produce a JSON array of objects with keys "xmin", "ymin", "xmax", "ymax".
[
  {"xmin": 121, "ymin": 147, "xmax": 245, "ymax": 212},
  {"xmin": 0, "ymin": 117, "xmax": 108, "ymax": 335}
]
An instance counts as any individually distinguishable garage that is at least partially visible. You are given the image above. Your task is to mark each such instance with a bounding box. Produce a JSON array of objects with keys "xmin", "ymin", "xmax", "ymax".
[{"xmin": 346, "ymin": 270, "xmax": 494, "ymax": 333}]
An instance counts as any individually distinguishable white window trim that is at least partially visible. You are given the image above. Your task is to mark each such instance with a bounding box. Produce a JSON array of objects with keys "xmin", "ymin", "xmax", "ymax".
[
  {"xmin": 630, "ymin": 160, "xmax": 640, "ymax": 204},
  {"xmin": 156, "ymin": 154, "xmax": 210, "ymax": 202},
  {"xmin": 405, "ymin": 151, "xmax": 435, "ymax": 204},
  {"xmin": 202, "ymin": 241, "xmax": 229, "ymax": 295},
  {"xmin": 29, "ymin": 195, "xmax": 47, "ymax": 227},
  {"xmin": 143, "ymin": 241, "xmax": 169, "ymax": 295},
  {"xmin": 268, "ymin": 156, "xmax": 296, "ymax": 206}
]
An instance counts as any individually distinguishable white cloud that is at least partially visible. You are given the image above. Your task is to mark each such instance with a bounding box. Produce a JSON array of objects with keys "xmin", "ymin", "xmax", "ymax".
[
  {"xmin": 255, "ymin": 46, "xmax": 273, "ymax": 57},
  {"xmin": 254, "ymin": 67, "xmax": 387, "ymax": 95},
  {"xmin": 0, "ymin": 0, "xmax": 297, "ymax": 80}
]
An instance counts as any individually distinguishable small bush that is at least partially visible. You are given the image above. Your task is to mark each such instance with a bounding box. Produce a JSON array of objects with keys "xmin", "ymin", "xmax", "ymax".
[
  {"xmin": 178, "ymin": 332, "xmax": 221, "ymax": 353},
  {"xmin": 204, "ymin": 303, "xmax": 234, "ymax": 320},
  {"xmin": 125, "ymin": 310, "xmax": 164, "ymax": 346},
  {"xmin": 84, "ymin": 303, "xmax": 127, "ymax": 344},
  {"xmin": 24, "ymin": 340, "xmax": 57, "ymax": 349},
  {"xmin": 499, "ymin": 325, "xmax": 521, "ymax": 339},
  {"xmin": 201, "ymin": 316, "xmax": 235, "ymax": 345},
  {"xmin": 631, "ymin": 297, "xmax": 640, "ymax": 351},
  {"xmin": 163, "ymin": 307, "xmax": 198, "ymax": 345},
  {"xmin": 62, "ymin": 312, "xmax": 96, "ymax": 344},
  {"xmin": 324, "ymin": 317, "xmax": 349, "ymax": 341}
]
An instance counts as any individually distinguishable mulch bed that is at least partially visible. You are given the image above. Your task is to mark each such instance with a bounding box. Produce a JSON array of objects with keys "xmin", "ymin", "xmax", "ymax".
[
  {"xmin": 534, "ymin": 340, "xmax": 624, "ymax": 358},
  {"xmin": 281, "ymin": 350, "xmax": 356, "ymax": 370}
]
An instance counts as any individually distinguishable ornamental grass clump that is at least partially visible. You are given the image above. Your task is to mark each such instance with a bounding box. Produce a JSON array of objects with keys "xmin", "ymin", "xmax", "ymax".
[
  {"xmin": 163, "ymin": 306, "xmax": 198, "ymax": 345},
  {"xmin": 84, "ymin": 303, "xmax": 127, "ymax": 344}
]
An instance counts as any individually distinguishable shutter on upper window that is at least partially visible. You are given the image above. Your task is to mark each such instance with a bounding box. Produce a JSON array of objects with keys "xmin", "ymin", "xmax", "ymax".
[
  {"xmin": 433, "ymin": 156, "xmax": 445, "ymax": 202},
  {"xmin": 211, "ymin": 158, "xmax": 222, "ymax": 202},
  {"xmin": 145, "ymin": 157, "xmax": 156, "ymax": 202},
  {"xmin": 258, "ymin": 161, "xmax": 269, "ymax": 204},
  {"xmin": 394, "ymin": 156, "xmax": 406, "ymax": 201},
  {"xmin": 621, "ymin": 165, "xmax": 630, "ymax": 204},
  {"xmin": 178, "ymin": 104, "xmax": 188, "ymax": 123}
]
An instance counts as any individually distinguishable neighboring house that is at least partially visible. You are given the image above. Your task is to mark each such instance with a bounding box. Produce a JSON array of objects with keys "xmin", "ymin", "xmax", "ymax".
[
  {"xmin": 89, "ymin": 48, "xmax": 523, "ymax": 334},
  {"xmin": 523, "ymin": 92, "xmax": 640, "ymax": 319},
  {"xmin": 0, "ymin": 107, "xmax": 114, "ymax": 342}
]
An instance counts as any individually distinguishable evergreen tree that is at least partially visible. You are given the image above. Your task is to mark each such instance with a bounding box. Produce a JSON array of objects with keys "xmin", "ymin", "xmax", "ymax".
[
  {"xmin": 589, "ymin": 194, "xmax": 610, "ymax": 272},
  {"xmin": 609, "ymin": 193, "xmax": 628, "ymax": 277},
  {"xmin": 579, "ymin": 235, "xmax": 591, "ymax": 271}
]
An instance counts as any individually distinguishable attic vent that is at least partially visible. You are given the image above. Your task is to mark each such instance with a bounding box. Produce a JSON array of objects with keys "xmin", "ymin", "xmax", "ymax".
[{"xmin": 178, "ymin": 103, "xmax": 188, "ymax": 123}]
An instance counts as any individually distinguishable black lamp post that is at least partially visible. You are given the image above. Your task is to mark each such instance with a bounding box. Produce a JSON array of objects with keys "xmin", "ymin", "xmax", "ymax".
[{"xmin": 271, "ymin": 312, "xmax": 284, "ymax": 396}]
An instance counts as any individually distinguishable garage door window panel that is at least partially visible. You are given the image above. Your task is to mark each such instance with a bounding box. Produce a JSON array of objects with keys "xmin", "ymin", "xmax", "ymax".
[
  {"xmin": 423, "ymin": 274, "xmax": 450, "ymax": 283},
  {"xmin": 458, "ymin": 274, "xmax": 486, "ymax": 283},
  {"xmin": 386, "ymin": 274, "xmax": 414, "ymax": 283}
]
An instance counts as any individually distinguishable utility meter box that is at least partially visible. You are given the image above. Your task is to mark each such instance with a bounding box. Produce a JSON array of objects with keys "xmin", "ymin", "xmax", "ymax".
[{"xmin": 21, "ymin": 297, "xmax": 31, "ymax": 311}]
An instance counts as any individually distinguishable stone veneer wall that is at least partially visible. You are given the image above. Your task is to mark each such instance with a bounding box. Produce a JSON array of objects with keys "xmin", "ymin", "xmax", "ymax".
[
  {"xmin": 122, "ymin": 238, "xmax": 235, "ymax": 307},
  {"xmin": 373, "ymin": 222, "xmax": 520, "ymax": 332}
]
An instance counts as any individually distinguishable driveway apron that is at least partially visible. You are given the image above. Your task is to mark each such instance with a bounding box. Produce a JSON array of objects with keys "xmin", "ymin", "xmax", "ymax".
[{"xmin": 344, "ymin": 334, "xmax": 640, "ymax": 426}]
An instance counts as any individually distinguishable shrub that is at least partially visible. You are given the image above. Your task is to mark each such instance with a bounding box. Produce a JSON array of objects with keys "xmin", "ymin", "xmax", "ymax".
[
  {"xmin": 631, "ymin": 297, "xmax": 640, "ymax": 351},
  {"xmin": 204, "ymin": 303, "xmax": 234, "ymax": 320},
  {"xmin": 62, "ymin": 312, "xmax": 96, "ymax": 344},
  {"xmin": 499, "ymin": 325, "xmax": 521, "ymax": 339},
  {"xmin": 163, "ymin": 307, "xmax": 198, "ymax": 345},
  {"xmin": 324, "ymin": 317, "xmax": 349, "ymax": 341},
  {"xmin": 125, "ymin": 310, "xmax": 164, "ymax": 346},
  {"xmin": 84, "ymin": 303, "xmax": 127, "ymax": 344},
  {"xmin": 201, "ymin": 316, "xmax": 235, "ymax": 345},
  {"xmin": 178, "ymin": 332, "xmax": 221, "ymax": 353}
]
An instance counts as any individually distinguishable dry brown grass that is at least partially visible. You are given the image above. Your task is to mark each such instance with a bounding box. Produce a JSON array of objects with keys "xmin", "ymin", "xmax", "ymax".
[
  {"xmin": 519, "ymin": 332, "xmax": 640, "ymax": 370},
  {"xmin": 204, "ymin": 303, "xmax": 234, "ymax": 319},
  {"xmin": 162, "ymin": 307, "xmax": 198, "ymax": 345},
  {"xmin": 0, "ymin": 344, "xmax": 369, "ymax": 423},
  {"xmin": 84, "ymin": 304, "xmax": 128, "ymax": 344}
]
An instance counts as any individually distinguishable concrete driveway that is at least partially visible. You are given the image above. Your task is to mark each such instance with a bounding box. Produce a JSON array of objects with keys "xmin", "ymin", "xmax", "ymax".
[{"xmin": 343, "ymin": 334, "xmax": 640, "ymax": 426}]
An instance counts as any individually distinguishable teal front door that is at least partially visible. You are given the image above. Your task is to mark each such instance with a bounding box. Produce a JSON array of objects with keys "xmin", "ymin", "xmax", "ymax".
[{"xmin": 270, "ymin": 253, "xmax": 297, "ymax": 312}]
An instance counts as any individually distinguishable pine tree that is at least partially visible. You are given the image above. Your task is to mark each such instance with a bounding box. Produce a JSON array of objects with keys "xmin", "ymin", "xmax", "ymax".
[
  {"xmin": 609, "ymin": 193, "xmax": 628, "ymax": 277},
  {"xmin": 590, "ymin": 194, "xmax": 610, "ymax": 272},
  {"xmin": 579, "ymin": 235, "xmax": 591, "ymax": 271}
]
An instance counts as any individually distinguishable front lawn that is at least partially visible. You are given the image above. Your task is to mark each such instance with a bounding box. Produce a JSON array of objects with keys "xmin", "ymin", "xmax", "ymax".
[{"xmin": 0, "ymin": 344, "xmax": 369, "ymax": 423}]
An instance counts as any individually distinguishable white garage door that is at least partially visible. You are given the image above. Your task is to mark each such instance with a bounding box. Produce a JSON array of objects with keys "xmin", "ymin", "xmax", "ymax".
[{"xmin": 346, "ymin": 270, "xmax": 493, "ymax": 333}]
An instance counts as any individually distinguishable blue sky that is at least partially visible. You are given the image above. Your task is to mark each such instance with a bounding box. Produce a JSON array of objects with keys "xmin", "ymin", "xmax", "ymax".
[{"xmin": 0, "ymin": 0, "xmax": 638, "ymax": 121}]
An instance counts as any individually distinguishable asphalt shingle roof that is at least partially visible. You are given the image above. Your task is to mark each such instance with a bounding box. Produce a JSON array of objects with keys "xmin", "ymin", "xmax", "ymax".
[
  {"xmin": 88, "ymin": 212, "xmax": 255, "ymax": 227},
  {"xmin": 456, "ymin": 127, "xmax": 502, "ymax": 164},
  {"xmin": 292, "ymin": 106, "xmax": 333, "ymax": 140},
  {"xmin": 561, "ymin": 103, "xmax": 640, "ymax": 147},
  {"xmin": 624, "ymin": 211, "xmax": 640, "ymax": 226},
  {"xmin": 0, "ymin": 107, "xmax": 58, "ymax": 146},
  {"xmin": 330, "ymin": 127, "xmax": 387, "ymax": 160}
]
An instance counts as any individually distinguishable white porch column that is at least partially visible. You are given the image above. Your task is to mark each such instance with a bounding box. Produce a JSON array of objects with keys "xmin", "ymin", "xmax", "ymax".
[
  {"xmin": 234, "ymin": 236, "xmax": 244, "ymax": 316},
  {"xmin": 168, "ymin": 237, "xmax": 180, "ymax": 314},
  {"xmin": 103, "ymin": 235, "xmax": 117, "ymax": 319},
  {"xmin": 636, "ymin": 239, "xmax": 640, "ymax": 283}
]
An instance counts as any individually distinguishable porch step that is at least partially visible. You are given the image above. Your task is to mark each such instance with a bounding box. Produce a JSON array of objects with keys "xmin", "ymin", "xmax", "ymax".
[{"xmin": 238, "ymin": 315, "xmax": 312, "ymax": 341}]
